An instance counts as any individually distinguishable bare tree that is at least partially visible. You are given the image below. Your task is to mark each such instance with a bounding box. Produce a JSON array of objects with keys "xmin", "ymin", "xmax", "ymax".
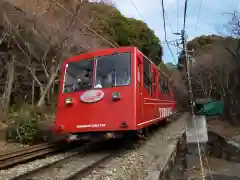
[
  {"xmin": 171, "ymin": 70, "xmax": 189, "ymax": 110},
  {"xmin": 0, "ymin": 0, "xmax": 112, "ymax": 120},
  {"xmin": 229, "ymin": 11, "xmax": 240, "ymax": 37}
]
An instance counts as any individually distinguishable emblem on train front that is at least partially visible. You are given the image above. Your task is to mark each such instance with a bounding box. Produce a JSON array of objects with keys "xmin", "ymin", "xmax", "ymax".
[{"xmin": 80, "ymin": 90, "xmax": 104, "ymax": 103}]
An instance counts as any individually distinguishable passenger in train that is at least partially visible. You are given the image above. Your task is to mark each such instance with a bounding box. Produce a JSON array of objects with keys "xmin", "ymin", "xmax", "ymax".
[
  {"xmin": 94, "ymin": 73, "xmax": 112, "ymax": 88},
  {"xmin": 75, "ymin": 69, "xmax": 92, "ymax": 90},
  {"xmin": 116, "ymin": 71, "xmax": 130, "ymax": 86}
]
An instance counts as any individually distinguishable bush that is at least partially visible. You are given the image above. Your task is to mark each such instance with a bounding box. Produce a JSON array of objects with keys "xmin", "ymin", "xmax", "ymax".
[{"xmin": 7, "ymin": 104, "xmax": 42, "ymax": 144}]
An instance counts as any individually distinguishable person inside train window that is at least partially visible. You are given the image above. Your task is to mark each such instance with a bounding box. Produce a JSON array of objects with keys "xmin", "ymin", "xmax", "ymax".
[
  {"xmin": 123, "ymin": 72, "xmax": 131, "ymax": 85},
  {"xmin": 75, "ymin": 69, "xmax": 92, "ymax": 91},
  {"xmin": 94, "ymin": 70, "xmax": 113, "ymax": 88},
  {"xmin": 63, "ymin": 59, "xmax": 94, "ymax": 93},
  {"xmin": 103, "ymin": 72, "xmax": 113, "ymax": 87},
  {"xmin": 94, "ymin": 52, "xmax": 131, "ymax": 88},
  {"xmin": 116, "ymin": 71, "xmax": 130, "ymax": 86},
  {"xmin": 94, "ymin": 65, "xmax": 102, "ymax": 88},
  {"xmin": 94, "ymin": 78, "xmax": 103, "ymax": 88}
]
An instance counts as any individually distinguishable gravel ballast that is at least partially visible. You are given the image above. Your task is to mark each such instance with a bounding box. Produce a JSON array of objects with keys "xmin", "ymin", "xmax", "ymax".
[
  {"xmin": 81, "ymin": 114, "xmax": 187, "ymax": 180},
  {"xmin": 0, "ymin": 148, "xmax": 81, "ymax": 180},
  {"xmin": 0, "ymin": 113, "xmax": 187, "ymax": 180}
]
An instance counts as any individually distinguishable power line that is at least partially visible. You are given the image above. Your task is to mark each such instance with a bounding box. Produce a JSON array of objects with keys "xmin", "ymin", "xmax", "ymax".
[
  {"xmin": 161, "ymin": 0, "xmax": 177, "ymax": 63},
  {"xmin": 183, "ymin": 0, "xmax": 189, "ymax": 31},
  {"xmin": 179, "ymin": 1, "xmax": 208, "ymax": 179},
  {"xmin": 183, "ymin": 40, "xmax": 206, "ymax": 180},
  {"xmin": 177, "ymin": 0, "xmax": 179, "ymax": 33},
  {"xmin": 161, "ymin": 0, "xmax": 167, "ymax": 41},
  {"xmin": 128, "ymin": 0, "xmax": 146, "ymax": 22},
  {"xmin": 52, "ymin": 0, "xmax": 117, "ymax": 48},
  {"xmin": 164, "ymin": 12, "xmax": 174, "ymax": 34},
  {"xmin": 176, "ymin": 0, "xmax": 179, "ymax": 54},
  {"xmin": 166, "ymin": 43, "xmax": 177, "ymax": 63},
  {"xmin": 195, "ymin": 0, "xmax": 203, "ymax": 28},
  {"xmin": 129, "ymin": 0, "xmax": 178, "ymax": 61},
  {"xmin": 165, "ymin": 41, "xmax": 182, "ymax": 49}
]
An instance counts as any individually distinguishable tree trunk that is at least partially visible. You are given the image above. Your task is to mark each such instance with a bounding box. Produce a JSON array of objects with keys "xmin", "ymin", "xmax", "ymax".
[
  {"xmin": 2, "ymin": 55, "xmax": 15, "ymax": 121},
  {"xmin": 32, "ymin": 62, "xmax": 35, "ymax": 105},
  {"xmin": 37, "ymin": 67, "xmax": 58, "ymax": 108}
]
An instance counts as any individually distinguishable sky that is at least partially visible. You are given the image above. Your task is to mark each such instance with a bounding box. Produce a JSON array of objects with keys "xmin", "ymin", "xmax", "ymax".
[{"xmin": 113, "ymin": 0, "xmax": 240, "ymax": 64}]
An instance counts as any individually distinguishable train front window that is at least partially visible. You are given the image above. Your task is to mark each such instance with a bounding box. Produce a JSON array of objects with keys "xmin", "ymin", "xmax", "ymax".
[
  {"xmin": 63, "ymin": 59, "xmax": 94, "ymax": 93},
  {"xmin": 94, "ymin": 52, "xmax": 131, "ymax": 88}
]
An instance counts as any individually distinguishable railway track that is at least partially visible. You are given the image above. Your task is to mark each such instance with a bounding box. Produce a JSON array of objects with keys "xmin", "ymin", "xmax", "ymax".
[
  {"xmin": 0, "ymin": 141, "xmax": 74, "ymax": 169},
  {"xmin": 2, "ymin": 112, "xmax": 183, "ymax": 180},
  {"xmin": 10, "ymin": 140, "xmax": 126, "ymax": 180}
]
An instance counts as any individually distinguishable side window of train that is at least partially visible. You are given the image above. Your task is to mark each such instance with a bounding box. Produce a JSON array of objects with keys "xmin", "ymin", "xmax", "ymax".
[
  {"xmin": 167, "ymin": 80, "xmax": 170, "ymax": 95},
  {"xmin": 153, "ymin": 71, "xmax": 156, "ymax": 91},
  {"xmin": 160, "ymin": 73, "xmax": 169, "ymax": 94},
  {"xmin": 160, "ymin": 73, "xmax": 164, "ymax": 93},
  {"xmin": 137, "ymin": 59, "xmax": 141, "ymax": 91},
  {"xmin": 162, "ymin": 78, "xmax": 166, "ymax": 93},
  {"xmin": 143, "ymin": 57, "xmax": 152, "ymax": 95},
  {"xmin": 158, "ymin": 76, "xmax": 161, "ymax": 94},
  {"xmin": 164, "ymin": 78, "xmax": 170, "ymax": 95}
]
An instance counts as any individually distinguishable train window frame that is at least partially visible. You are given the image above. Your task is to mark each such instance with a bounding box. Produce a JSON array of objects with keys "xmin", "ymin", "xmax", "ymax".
[
  {"xmin": 137, "ymin": 62, "xmax": 141, "ymax": 92},
  {"xmin": 62, "ymin": 59, "xmax": 94, "ymax": 93},
  {"xmin": 159, "ymin": 72, "xmax": 164, "ymax": 93},
  {"xmin": 143, "ymin": 56, "xmax": 152, "ymax": 96},
  {"xmin": 153, "ymin": 70, "xmax": 156, "ymax": 92},
  {"xmin": 94, "ymin": 52, "xmax": 132, "ymax": 89},
  {"xmin": 159, "ymin": 72, "xmax": 170, "ymax": 95},
  {"xmin": 166, "ymin": 79, "xmax": 170, "ymax": 95}
]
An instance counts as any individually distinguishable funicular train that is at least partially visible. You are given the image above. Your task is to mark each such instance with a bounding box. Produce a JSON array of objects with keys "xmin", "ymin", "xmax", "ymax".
[{"xmin": 54, "ymin": 47, "xmax": 176, "ymax": 141}]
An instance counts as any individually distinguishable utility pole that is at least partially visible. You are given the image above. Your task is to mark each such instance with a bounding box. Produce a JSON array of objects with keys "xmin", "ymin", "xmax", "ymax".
[
  {"xmin": 181, "ymin": 30, "xmax": 195, "ymax": 116},
  {"xmin": 175, "ymin": 30, "xmax": 195, "ymax": 115},
  {"xmin": 175, "ymin": 30, "xmax": 206, "ymax": 180}
]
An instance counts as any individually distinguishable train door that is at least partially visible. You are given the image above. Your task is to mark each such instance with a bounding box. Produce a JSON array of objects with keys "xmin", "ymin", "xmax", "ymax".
[
  {"xmin": 137, "ymin": 54, "xmax": 143, "ymax": 120},
  {"xmin": 152, "ymin": 68, "xmax": 157, "ymax": 98},
  {"xmin": 152, "ymin": 68, "xmax": 159, "ymax": 118}
]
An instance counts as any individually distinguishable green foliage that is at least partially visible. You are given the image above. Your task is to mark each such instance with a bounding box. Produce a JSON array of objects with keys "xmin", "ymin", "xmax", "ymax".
[
  {"xmin": 158, "ymin": 62, "xmax": 172, "ymax": 76},
  {"xmin": 90, "ymin": 3, "xmax": 163, "ymax": 65},
  {"xmin": 7, "ymin": 104, "xmax": 42, "ymax": 144},
  {"xmin": 165, "ymin": 62, "xmax": 177, "ymax": 71},
  {"xmin": 179, "ymin": 35, "xmax": 224, "ymax": 70},
  {"xmin": 187, "ymin": 35, "xmax": 223, "ymax": 50}
]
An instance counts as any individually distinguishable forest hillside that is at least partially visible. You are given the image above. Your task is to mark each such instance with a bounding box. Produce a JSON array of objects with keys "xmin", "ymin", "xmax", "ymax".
[{"xmin": 0, "ymin": 0, "xmax": 168, "ymax": 143}]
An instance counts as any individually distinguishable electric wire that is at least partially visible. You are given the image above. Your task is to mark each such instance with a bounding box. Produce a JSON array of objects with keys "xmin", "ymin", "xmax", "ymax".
[
  {"xmin": 195, "ymin": 0, "xmax": 203, "ymax": 28},
  {"xmin": 52, "ymin": 0, "xmax": 117, "ymax": 48},
  {"xmin": 181, "ymin": 0, "xmax": 206, "ymax": 179},
  {"xmin": 160, "ymin": 0, "xmax": 177, "ymax": 63},
  {"xmin": 164, "ymin": 12, "xmax": 174, "ymax": 34},
  {"xmin": 183, "ymin": 0, "xmax": 188, "ymax": 32},
  {"xmin": 129, "ymin": 0, "xmax": 177, "ymax": 62},
  {"xmin": 128, "ymin": 0, "xmax": 146, "ymax": 22},
  {"xmin": 177, "ymin": 0, "xmax": 179, "ymax": 33},
  {"xmin": 194, "ymin": 1, "xmax": 213, "ymax": 179},
  {"xmin": 200, "ymin": 142, "xmax": 214, "ymax": 180},
  {"xmin": 176, "ymin": 0, "xmax": 179, "ymax": 54}
]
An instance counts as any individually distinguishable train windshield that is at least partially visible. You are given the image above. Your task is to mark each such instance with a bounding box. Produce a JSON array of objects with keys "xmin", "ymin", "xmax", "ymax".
[
  {"xmin": 62, "ymin": 52, "xmax": 131, "ymax": 93},
  {"xmin": 94, "ymin": 52, "xmax": 131, "ymax": 88},
  {"xmin": 63, "ymin": 59, "xmax": 94, "ymax": 93}
]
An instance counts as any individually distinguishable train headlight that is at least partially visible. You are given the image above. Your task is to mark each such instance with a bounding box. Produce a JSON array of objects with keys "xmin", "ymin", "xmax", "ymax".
[
  {"xmin": 112, "ymin": 92, "xmax": 120, "ymax": 101},
  {"xmin": 65, "ymin": 97, "xmax": 72, "ymax": 104}
]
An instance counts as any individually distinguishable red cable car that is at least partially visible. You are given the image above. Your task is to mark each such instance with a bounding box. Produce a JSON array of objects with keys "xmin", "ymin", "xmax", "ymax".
[{"xmin": 54, "ymin": 47, "xmax": 176, "ymax": 141}]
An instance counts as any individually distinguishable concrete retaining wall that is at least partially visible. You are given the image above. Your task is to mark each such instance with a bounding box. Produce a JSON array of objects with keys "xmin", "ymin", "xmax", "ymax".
[{"xmin": 146, "ymin": 133, "xmax": 187, "ymax": 180}]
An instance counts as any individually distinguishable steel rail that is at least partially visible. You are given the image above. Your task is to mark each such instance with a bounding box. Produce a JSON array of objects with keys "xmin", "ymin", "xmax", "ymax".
[{"xmin": 0, "ymin": 141, "xmax": 71, "ymax": 169}]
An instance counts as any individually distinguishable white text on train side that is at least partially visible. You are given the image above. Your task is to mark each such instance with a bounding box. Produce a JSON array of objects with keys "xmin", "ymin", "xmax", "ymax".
[{"xmin": 76, "ymin": 124, "xmax": 106, "ymax": 128}]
